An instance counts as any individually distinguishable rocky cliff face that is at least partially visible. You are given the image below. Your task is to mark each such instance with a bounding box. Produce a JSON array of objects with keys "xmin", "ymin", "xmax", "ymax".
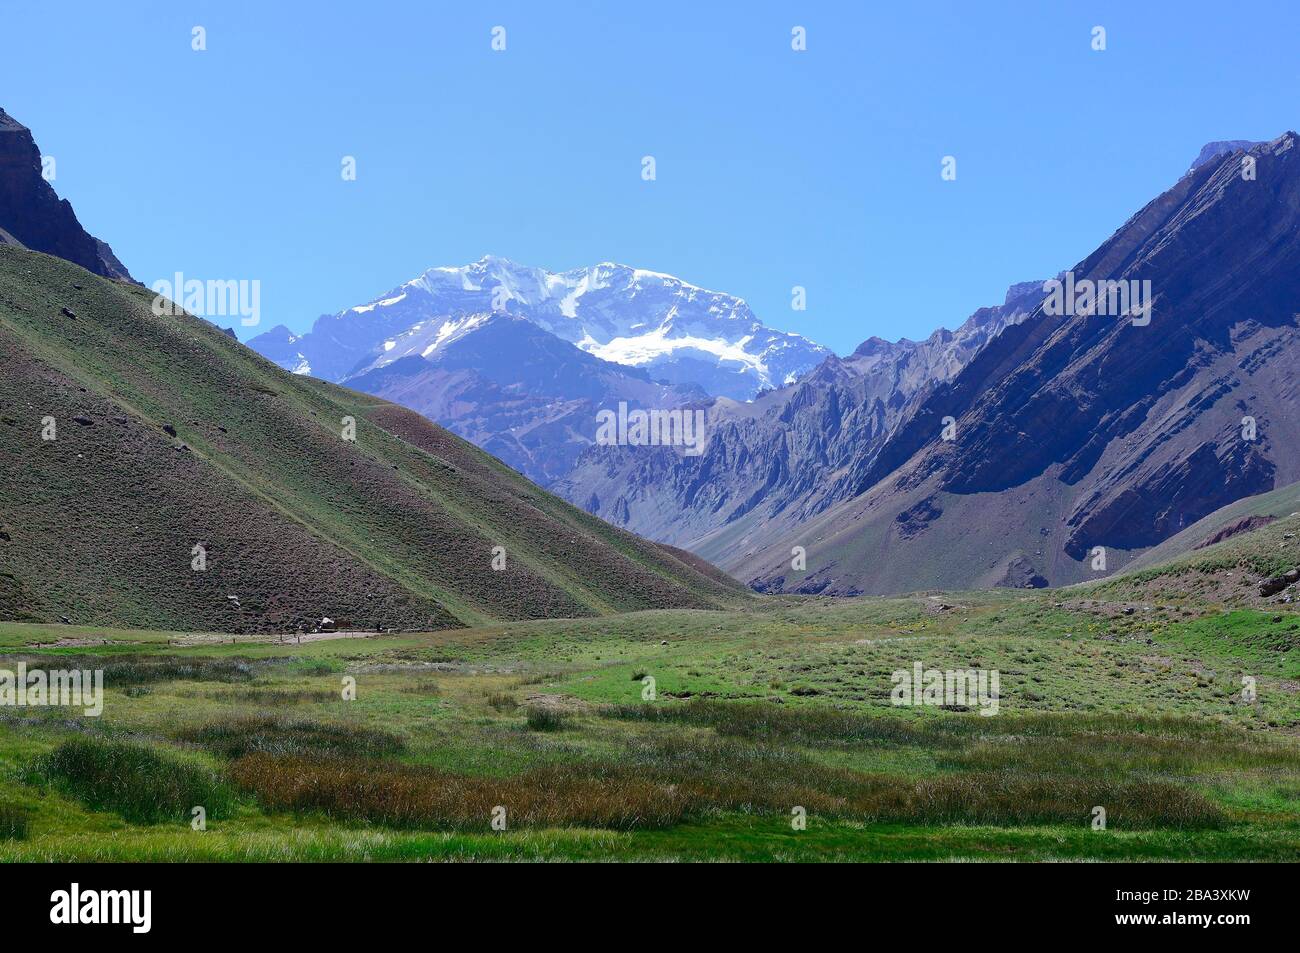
[
  {"xmin": 740, "ymin": 134, "xmax": 1300, "ymax": 594},
  {"xmin": 0, "ymin": 107, "xmax": 132, "ymax": 281}
]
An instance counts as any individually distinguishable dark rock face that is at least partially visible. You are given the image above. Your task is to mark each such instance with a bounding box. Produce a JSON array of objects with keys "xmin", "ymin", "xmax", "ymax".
[
  {"xmin": 996, "ymin": 555, "xmax": 1049, "ymax": 590},
  {"xmin": 894, "ymin": 495, "xmax": 943, "ymax": 540},
  {"xmin": 739, "ymin": 133, "xmax": 1300, "ymax": 594},
  {"xmin": 1259, "ymin": 573, "xmax": 1294, "ymax": 597},
  {"xmin": 0, "ymin": 107, "xmax": 132, "ymax": 281},
  {"xmin": 1062, "ymin": 441, "xmax": 1275, "ymax": 559}
]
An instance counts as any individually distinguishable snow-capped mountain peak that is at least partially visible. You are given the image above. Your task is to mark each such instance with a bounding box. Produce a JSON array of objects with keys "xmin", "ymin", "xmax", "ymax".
[{"xmin": 252, "ymin": 258, "xmax": 831, "ymax": 399}]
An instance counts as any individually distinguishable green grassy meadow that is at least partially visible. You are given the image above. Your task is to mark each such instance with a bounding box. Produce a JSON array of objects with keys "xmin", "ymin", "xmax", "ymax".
[{"xmin": 2, "ymin": 581, "xmax": 1298, "ymax": 862}]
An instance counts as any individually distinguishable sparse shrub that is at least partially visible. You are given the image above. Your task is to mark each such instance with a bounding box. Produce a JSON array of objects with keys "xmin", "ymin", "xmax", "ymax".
[
  {"xmin": 401, "ymin": 681, "xmax": 441, "ymax": 696},
  {"xmin": 178, "ymin": 715, "xmax": 404, "ymax": 759},
  {"xmin": 294, "ymin": 662, "xmax": 337, "ymax": 677},
  {"xmin": 525, "ymin": 705, "xmax": 567, "ymax": 732},
  {"xmin": 39, "ymin": 737, "xmax": 233, "ymax": 824}
]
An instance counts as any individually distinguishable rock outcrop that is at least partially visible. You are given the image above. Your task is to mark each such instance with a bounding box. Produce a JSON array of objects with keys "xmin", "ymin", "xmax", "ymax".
[{"xmin": 0, "ymin": 107, "xmax": 132, "ymax": 281}]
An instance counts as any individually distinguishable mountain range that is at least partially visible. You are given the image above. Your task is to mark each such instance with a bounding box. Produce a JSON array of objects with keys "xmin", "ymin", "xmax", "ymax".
[
  {"xmin": 341, "ymin": 312, "xmax": 708, "ymax": 487},
  {"xmin": 251, "ymin": 256, "xmax": 829, "ymax": 399},
  {"xmin": 557, "ymin": 279, "xmax": 1046, "ymax": 566},
  {"xmin": 249, "ymin": 135, "xmax": 1300, "ymax": 598},
  {"xmin": 729, "ymin": 133, "xmax": 1300, "ymax": 593},
  {"xmin": 7, "ymin": 99, "xmax": 1298, "ymax": 608},
  {"xmin": 249, "ymin": 257, "xmax": 826, "ymax": 487}
]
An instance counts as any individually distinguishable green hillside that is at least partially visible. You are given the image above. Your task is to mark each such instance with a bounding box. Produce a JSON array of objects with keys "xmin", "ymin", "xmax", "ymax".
[
  {"xmin": 1123, "ymin": 479, "xmax": 1300, "ymax": 574},
  {"xmin": 1076, "ymin": 481, "xmax": 1300, "ymax": 608},
  {"xmin": 0, "ymin": 245, "xmax": 749, "ymax": 633}
]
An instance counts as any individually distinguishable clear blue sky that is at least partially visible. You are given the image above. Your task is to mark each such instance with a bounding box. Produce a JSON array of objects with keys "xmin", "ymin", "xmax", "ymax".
[{"xmin": 3, "ymin": 0, "xmax": 1297, "ymax": 354}]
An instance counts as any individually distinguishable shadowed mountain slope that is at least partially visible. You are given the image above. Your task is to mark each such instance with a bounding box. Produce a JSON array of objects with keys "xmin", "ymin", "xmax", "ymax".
[
  {"xmin": 741, "ymin": 134, "xmax": 1300, "ymax": 595},
  {"xmin": 1120, "ymin": 478, "xmax": 1300, "ymax": 577},
  {"xmin": 342, "ymin": 312, "xmax": 707, "ymax": 487}
]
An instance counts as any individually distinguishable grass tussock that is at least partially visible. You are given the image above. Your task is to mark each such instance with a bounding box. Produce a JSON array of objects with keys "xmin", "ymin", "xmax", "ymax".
[
  {"xmin": 2, "ymin": 653, "xmax": 287, "ymax": 688},
  {"xmin": 402, "ymin": 681, "xmax": 441, "ymax": 696},
  {"xmin": 230, "ymin": 754, "xmax": 685, "ymax": 830},
  {"xmin": 485, "ymin": 692, "xmax": 516, "ymax": 711},
  {"xmin": 229, "ymin": 732, "xmax": 1224, "ymax": 831},
  {"xmin": 604, "ymin": 701, "xmax": 1246, "ymax": 748},
  {"xmin": 178, "ymin": 715, "xmax": 405, "ymax": 759},
  {"xmin": 615, "ymin": 733, "xmax": 1225, "ymax": 829},
  {"xmin": 212, "ymin": 687, "xmax": 339, "ymax": 706},
  {"xmin": 91, "ymin": 655, "xmax": 270, "ymax": 686},
  {"xmin": 856, "ymin": 774, "xmax": 1222, "ymax": 827},
  {"xmin": 0, "ymin": 802, "xmax": 30, "ymax": 840},
  {"xmin": 525, "ymin": 705, "xmax": 567, "ymax": 731},
  {"xmin": 39, "ymin": 737, "xmax": 233, "ymax": 824},
  {"xmin": 940, "ymin": 735, "xmax": 1300, "ymax": 776}
]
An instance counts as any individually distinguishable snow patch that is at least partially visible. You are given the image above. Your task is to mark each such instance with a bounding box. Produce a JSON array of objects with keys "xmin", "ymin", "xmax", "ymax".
[
  {"xmin": 352, "ymin": 292, "xmax": 408, "ymax": 314},
  {"xmin": 581, "ymin": 327, "xmax": 768, "ymax": 379}
]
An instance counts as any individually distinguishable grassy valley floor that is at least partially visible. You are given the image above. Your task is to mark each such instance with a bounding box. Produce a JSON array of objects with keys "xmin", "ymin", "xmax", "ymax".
[{"xmin": 1, "ymin": 587, "xmax": 1298, "ymax": 862}]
